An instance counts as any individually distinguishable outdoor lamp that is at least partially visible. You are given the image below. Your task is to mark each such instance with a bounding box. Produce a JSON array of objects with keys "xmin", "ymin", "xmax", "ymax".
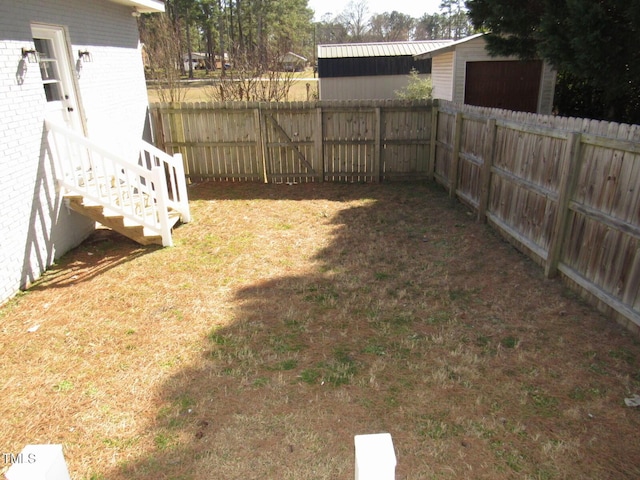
[
  {"xmin": 78, "ymin": 50, "xmax": 92, "ymax": 62},
  {"xmin": 21, "ymin": 47, "xmax": 39, "ymax": 63}
]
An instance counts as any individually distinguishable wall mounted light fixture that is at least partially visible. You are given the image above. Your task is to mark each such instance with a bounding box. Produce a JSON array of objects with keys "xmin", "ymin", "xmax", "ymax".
[
  {"xmin": 21, "ymin": 47, "xmax": 39, "ymax": 63},
  {"xmin": 78, "ymin": 50, "xmax": 92, "ymax": 62},
  {"xmin": 131, "ymin": 7, "xmax": 141, "ymax": 17}
]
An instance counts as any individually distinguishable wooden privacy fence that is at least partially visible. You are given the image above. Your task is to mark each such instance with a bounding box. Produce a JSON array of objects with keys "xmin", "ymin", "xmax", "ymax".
[
  {"xmin": 149, "ymin": 99, "xmax": 640, "ymax": 332},
  {"xmin": 433, "ymin": 100, "xmax": 640, "ymax": 331},
  {"xmin": 149, "ymin": 100, "xmax": 433, "ymax": 183}
]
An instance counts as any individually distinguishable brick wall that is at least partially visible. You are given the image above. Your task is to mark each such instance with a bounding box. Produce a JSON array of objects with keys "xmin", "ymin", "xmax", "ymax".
[{"xmin": 0, "ymin": 0, "xmax": 153, "ymax": 305}]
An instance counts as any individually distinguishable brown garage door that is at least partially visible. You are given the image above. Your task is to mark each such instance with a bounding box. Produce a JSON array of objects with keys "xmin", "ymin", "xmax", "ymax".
[{"xmin": 464, "ymin": 60, "xmax": 542, "ymax": 113}]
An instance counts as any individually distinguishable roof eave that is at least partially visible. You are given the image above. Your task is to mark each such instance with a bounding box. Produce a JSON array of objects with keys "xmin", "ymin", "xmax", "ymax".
[
  {"xmin": 108, "ymin": 0, "xmax": 165, "ymax": 13},
  {"xmin": 414, "ymin": 45, "xmax": 455, "ymax": 60},
  {"xmin": 414, "ymin": 33, "xmax": 485, "ymax": 60}
]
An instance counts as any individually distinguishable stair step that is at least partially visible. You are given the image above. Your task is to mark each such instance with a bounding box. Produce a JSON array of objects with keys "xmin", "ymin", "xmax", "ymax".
[{"xmin": 64, "ymin": 192, "xmax": 181, "ymax": 247}]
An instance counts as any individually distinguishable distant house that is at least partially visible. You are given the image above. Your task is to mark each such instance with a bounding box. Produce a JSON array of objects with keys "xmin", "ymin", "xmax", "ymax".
[
  {"xmin": 414, "ymin": 33, "xmax": 557, "ymax": 114},
  {"xmin": 0, "ymin": 0, "xmax": 190, "ymax": 306},
  {"xmin": 280, "ymin": 52, "xmax": 307, "ymax": 72},
  {"xmin": 317, "ymin": 40, "xmax": 453, "ymax": 100},
  {"xmin": 183, "ymin": 52, "xmax": 208, "ymax": 70}
]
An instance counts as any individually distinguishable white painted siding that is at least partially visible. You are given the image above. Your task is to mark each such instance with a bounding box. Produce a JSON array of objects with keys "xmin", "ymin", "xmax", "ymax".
[
  {"xmin": 319, "ymin": 73, "xmax": 431, "ymax": 100},
  {"xmin": 537, "ymin": 62, "xmax": 557, "ymax": 115},
  {"xmin": 432, "ymin": 52, "xmax": 454, "ymax": 101},
  {"xmin": 0, "ymin": 0, "xmax": 152, "ymax": 305}
]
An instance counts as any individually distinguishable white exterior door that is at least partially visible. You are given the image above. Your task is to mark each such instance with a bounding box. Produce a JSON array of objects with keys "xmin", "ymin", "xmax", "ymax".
[{"xmin": 31, "ymin": 24, "xmax": 84, "ymax": 133}]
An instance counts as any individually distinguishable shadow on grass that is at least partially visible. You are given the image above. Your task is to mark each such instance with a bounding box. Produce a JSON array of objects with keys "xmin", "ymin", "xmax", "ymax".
[
  {"xmin": 28, "ymin": 229, "xmax": 158, "ymax": 292},
  {"xmin": 93, "ymin": 181, "xmax": 640, "ymax": 480}
]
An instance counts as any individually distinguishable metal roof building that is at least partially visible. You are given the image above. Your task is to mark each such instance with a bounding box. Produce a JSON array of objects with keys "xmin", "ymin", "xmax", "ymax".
[
  {"xmin": 317, "ymin": 40, "xmax": 453, "ymax": 59},
  {"xmin": 316, "ymin": 40, "xmax": 454, "ymax": 100}
]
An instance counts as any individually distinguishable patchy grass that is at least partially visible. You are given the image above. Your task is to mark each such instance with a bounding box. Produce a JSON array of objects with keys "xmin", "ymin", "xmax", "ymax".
[{"xmin": 2, "ymin": 182, "xmax": 640, "ymax": 479}]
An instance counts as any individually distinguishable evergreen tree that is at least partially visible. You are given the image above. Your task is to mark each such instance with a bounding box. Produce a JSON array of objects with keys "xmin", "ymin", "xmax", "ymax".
[{"xmin": 466, "ymin": 0, "xmax": 640, "ymax": 123}]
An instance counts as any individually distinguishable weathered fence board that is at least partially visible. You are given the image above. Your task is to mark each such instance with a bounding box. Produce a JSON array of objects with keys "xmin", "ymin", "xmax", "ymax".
[
  {"xmin": 149, "ymin": 99, "xmax": 640, "ymax": 333},
  {"xmin": 323, "ymin": 106, "xmax": 377, "ymax": 182},
  {"xmin": 380, "ymin": 105, "xmax": 432, "ymax": 180}
]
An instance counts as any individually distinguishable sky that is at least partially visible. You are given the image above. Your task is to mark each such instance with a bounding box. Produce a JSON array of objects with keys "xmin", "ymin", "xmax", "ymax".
[{"xmin": 307, "ymin": 0, "xmax": 444, "ymax": 21}]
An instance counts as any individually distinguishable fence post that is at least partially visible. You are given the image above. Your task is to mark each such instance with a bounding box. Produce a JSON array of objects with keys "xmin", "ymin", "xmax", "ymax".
[
  {"xmin": 150, "ymin": 104, "xmax": 165, "ymax": 151},
  {"xmin": 169, "ymin": 102, "xmax": 185, "ymax": 158},
  {"xmin": 545, "ymin": 132, "xmax": 582, "ymax": 278},
  {"xmin": 315, "ymin": 106, "xmax": 324, "ymax": 182},
  {"xmin": 254, "ymin": 104, "xmax": 268, "ymax": 183},
  {"xmin": 428, "ymin": 100, "xmax": 438, "ymax": 181},
  {"xmin": 374, "ymin": 107, "xmax": 382, "ymax": 183},
  {"xmin": 354, "ymin": 433, "xmax": 396, "ymax": 480},
  {"xmin": 449, "ymin": 111, "xmax": 463, "ymax": 198},
  {"xmin": 477, "ymin": 118, "xmax": 497, "ymax": 222}
]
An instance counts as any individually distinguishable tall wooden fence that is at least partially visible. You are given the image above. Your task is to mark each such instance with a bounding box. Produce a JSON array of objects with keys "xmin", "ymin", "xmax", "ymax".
[
  {"xmin": 149, "ymin": 100, "xmax": 433, "ymax": 184},
  {"xmin": 149, "ymin": 99, "xmax": 640, "ymax": 332},
  {"xmin": 432, "ymin": 100, "xmax": 640, "ymax": 332}
]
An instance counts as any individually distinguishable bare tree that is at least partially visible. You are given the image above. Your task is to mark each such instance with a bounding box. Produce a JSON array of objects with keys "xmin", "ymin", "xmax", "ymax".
[
  {"xmin": 139, "ymin": 13, "xmax": 188, "ymax": 103},
  {"xmin": 338, "ymin": 0, "xmax": 370, "ymax": 42},
  {"xmin": 206, "ymin": 48, "xmax": 296, "ymax": 102}
]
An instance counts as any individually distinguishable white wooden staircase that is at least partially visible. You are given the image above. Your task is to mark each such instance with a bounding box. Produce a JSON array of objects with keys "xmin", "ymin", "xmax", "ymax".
[{"xmin": 46, "ymin": 121, "xmax": 190, "ymax": 247}]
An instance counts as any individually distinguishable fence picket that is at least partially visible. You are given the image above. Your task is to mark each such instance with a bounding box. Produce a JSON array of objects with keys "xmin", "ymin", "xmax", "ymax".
[{"xmin": 545, "ymin": 132, "xmax": 582, "ymax": 277}]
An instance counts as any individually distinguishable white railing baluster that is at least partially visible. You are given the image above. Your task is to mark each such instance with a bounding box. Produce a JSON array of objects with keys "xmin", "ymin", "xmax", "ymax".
[
  {"xmin": 172, "ymin": 153, "xmax": 191, "ymax": 222},
  {"xmin": 152, "ymin": 164, "xmax": 173, "ymax": 246}
]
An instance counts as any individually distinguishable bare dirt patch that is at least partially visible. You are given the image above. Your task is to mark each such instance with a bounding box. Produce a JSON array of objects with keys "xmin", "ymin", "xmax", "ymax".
[{"xmin": 1, "ymin": 181, "xmax": 640, "ymax": 479}]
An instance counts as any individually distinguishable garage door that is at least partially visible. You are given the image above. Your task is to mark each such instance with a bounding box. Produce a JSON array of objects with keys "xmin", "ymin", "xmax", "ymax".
[{"xmin": 464, "ymin": 60, "xmax": 542, "ymax": 113}]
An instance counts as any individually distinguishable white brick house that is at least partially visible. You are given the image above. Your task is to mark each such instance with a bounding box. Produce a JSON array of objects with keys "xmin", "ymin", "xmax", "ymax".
[{"xmin": 0, "ymin": 0, "xmax": 189, "ymax": 306}]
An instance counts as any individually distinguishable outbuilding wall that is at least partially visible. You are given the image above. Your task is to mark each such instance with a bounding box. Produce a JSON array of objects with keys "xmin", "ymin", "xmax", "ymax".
[
  {"xmin": 319, "ymin": 73, "xmax": 431, "ymax": 101},
  {"xmin": 431, "ymin": 51, "xmax": 455, "ymax": 101},
  {"xmin": 317, "ymin": 50, "xmax": 433, "ymax": 101}
]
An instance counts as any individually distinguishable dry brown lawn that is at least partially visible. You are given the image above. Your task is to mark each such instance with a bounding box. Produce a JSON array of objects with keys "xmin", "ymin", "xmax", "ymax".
[{"xmin": 2, "ymin": 181, "xmax": 640, "ymax": 480}]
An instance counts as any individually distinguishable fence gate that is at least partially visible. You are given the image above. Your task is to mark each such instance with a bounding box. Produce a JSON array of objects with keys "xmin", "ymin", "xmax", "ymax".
[{"xmin": 261, "ymin": 107, "xmax": 321, "ymax": 183}]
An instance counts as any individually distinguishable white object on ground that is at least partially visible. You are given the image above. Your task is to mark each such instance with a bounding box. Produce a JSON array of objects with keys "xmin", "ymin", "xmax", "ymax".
[
  {"xmin": 624, "ymin": 394, "xmax": 640, "ymax": 407},
  {"xmin": 4, "ymin": 444, "xmax": 70, "ymax": 480},
  {"xmin": 354, "ymin": 433, "xmax": 396, "ymax": 480}
]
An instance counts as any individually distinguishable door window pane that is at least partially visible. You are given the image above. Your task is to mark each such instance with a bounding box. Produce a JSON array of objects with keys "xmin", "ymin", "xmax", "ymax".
[{"xmin": 34, "ymin": 38, "xmax": 63, "ymax": 102}]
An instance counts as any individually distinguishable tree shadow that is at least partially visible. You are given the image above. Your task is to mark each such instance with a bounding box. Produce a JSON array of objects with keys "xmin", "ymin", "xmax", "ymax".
[
  {"xmin": 28, "ymin": 229, "xmax": 158, "ymax": 292},
  {"xmin": 101, "ymin": 181, "xmax": 448, "ymax": 479},
  {"xmin": 186, "ymin": 178, "xmax": 413, "ymax": 202},
  {"xmin": 96, "ymin": 181, "xmax": 640, "ymax": 480},
  {"xmin": 17, "ymin": 127, "xmax": 95, "ymax": 294},
  {"xmin": 19, "ymin": 127, "xmax": 162, "ymax": 297}
]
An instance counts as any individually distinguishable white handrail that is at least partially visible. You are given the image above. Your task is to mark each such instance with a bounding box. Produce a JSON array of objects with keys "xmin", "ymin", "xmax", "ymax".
[{"xmin": 45, "ymin": 121, "xmax": 190, "ymax": 247}]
